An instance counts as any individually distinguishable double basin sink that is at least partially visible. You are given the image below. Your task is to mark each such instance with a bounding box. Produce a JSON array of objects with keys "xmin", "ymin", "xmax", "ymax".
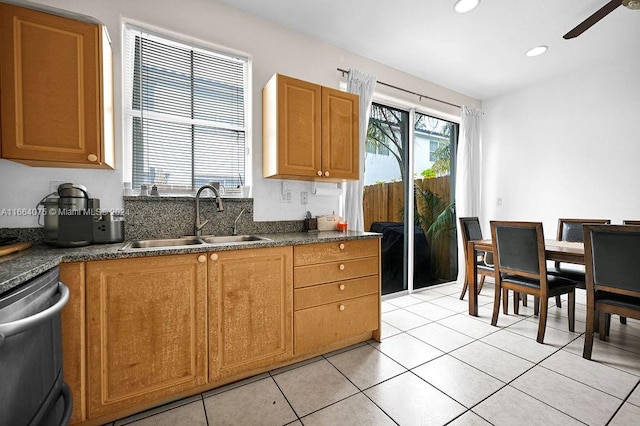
[{"xmin": 119, "ymin": 235, "xmax": 271, "ymax": 251}]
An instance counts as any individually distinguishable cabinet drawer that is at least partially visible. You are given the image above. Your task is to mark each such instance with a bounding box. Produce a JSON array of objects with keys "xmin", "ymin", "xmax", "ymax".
[
  {"xmin": 294, "ymin": 256, "xmax": 378, "ymax": 288},
  {"xmin": 294, "ymin": 293, "xmax": 378, "ymax": 355},
  {"xmin": 294, "ymin": 275, "xmax": 378, "ymax": 310},
  {"xmin": 294, "ymin": 239, "xmax": 379, "ymax": 266}
]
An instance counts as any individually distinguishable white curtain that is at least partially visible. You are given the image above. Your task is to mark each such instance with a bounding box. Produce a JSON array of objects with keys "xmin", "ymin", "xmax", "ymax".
[
  {"xmin": 455, "ymin": 106, "xmax": 483, "ymax": 283},
  {"xmin": 344, "ymin": 69, "xmax": 377, "ymax": 232}
]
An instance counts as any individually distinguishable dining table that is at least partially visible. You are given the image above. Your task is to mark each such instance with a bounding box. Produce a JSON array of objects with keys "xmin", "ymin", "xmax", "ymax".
[{"xmin": 466, "ymin": 239, "xmax": 585, "ymax": 316}]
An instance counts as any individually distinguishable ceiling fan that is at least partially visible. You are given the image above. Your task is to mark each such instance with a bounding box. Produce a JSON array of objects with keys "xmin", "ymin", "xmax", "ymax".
[{"xmin": 564, "ymin": 0, "xmax": 640, "ymax": 39}]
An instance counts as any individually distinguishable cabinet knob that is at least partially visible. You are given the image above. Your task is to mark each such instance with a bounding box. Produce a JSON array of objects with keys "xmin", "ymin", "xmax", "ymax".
[
  {"xmin": 339, "ymin": 264, "xmax": 345, "ymax": 271},
  {"xmin": 339, "ymin": 243, "xmax": 345, "ymax": 250},
  {"xmin": 210, "ymin": 253, "xmax": 218, "ymax": 261},
  {"xmin": 317, "ymin": 170, "xmax": 323, "ymax": 176},
  {"xmin": 87, "ymin": 154, "xmax": 98, "ymax": 162},
  {"xmin": 197, "ymin": 255, "xmax": 206, "ymax": 263},
  {"xmin": 339, "ymin": 304, "xmax": 345, "ymax": 311},
  {"xmin": 339, "ymin": 284, "xmax": 345, "ymax": 291},
  {"xmin": 324, "ymin": 171, "xmax": 330, "ymax": 177}
]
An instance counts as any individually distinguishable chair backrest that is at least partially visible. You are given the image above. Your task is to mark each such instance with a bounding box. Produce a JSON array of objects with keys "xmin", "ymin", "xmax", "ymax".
[
  {"xmin": 490, "ymin": 221, "xmax": 545, "ymax": 278},
  {"xmin": 460, "ymin": 217, "xmax": 494, "ymax": 265},
  {"xmin": 557, "ymin": 218, "xmax": 611, "ymax": 243},
  {"xmin": 584, "ymin": 224, "xmax": 640, "ymax": 294},
  {"xmin": 623, "ymin": 220, "xmax": 640, "ymax": 226},
  {"xmin": 459, "ymin": 217, "xmax": 483, "ymax": 244}
]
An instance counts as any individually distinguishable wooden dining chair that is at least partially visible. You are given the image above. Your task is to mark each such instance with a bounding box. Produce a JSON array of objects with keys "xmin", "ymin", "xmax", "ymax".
[
  {"xmin": 490, "ymin": 221, "xmax": 576, "ymax": 344},
  {"xmin": 458, "ymin": 217, "xmax": 494, "ymax": 300},
  {"xmin": 582, "ymin": 224, "xmax": 640, "ymax": 360},
  {"xmin": 549, "ymin": 218, "xmax": 611, "ymax": 308}
]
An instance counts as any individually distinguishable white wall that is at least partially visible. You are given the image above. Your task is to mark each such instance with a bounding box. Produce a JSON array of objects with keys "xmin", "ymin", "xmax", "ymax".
[
  {"xmin": 0, "ymin": 0, "xmax": 479, "ymax": 228},
  {"xmin": 481, "ymin": 48, "xmax": 640, "ymax": 236}
]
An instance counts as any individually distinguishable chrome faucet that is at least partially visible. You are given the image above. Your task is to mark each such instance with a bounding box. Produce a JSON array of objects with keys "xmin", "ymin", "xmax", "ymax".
[
  {"xmin": 194, "ymin": 184, "xmax": 224, "ymax": 236},
  {"xmin": 232, "ymin": 208, "xmax": 246, "ymax": 236}
]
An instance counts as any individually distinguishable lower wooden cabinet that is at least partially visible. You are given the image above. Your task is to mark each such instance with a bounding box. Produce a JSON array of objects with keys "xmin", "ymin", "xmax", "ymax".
[
  {"xmin": 60, "ymin": 262, "xmax": 86, "ymax": 425},
  {"xmin": 208, "ymin": 246, "xmax": 293, "ymax": 380},
  {"xmin": 85, "ymin": 254, "xmax": 208, "ymax": 419},
  {"xmin": 293, "ymin": 239, "xmax": 381, "ymax": 355},
  {"xmin": 59, "ymin": 239, "xmax": 379, "ymax": 424}
]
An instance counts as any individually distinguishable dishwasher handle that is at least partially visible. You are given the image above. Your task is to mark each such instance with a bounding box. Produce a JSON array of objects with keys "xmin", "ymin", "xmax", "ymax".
[{"xmin": 0, "ymin": 282, "xmax": 69, "ymax": 346}]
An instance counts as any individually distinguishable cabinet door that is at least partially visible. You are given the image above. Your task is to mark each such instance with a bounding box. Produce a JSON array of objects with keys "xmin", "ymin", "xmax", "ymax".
[
  {"xmin": 209, "ymin": 246, "xmax": 293, "ymax": 380},
  {"xmin": 279, "ymin": 74, "xmax": 322, "ymax": 178},
  {"xmin": 60, "ymin": 262, "xmax": 86, "ymax": 425},
  {"xmin": 263, "ymin": 74, "xmax": 322, "ymax": 179},
  {"xmin": 321, "ymin": 87, "xmax": 359, "ymax": 180},
  {"xmin": 86, "ymin": 254, "xmax": 207, "ymax": 419},
  {"xmin": 0, "ymin": 4, "xmax": 113, "ymax": 168}
]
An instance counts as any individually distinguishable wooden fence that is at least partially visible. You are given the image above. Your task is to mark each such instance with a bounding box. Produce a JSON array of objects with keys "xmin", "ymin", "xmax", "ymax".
[
  {"xmin": 363, "ymin": 176, "xmax": 451, "ymax": 231},
  {"xmin": 363, "ymin": 176, "xmax": 455, "ymax": 282}
]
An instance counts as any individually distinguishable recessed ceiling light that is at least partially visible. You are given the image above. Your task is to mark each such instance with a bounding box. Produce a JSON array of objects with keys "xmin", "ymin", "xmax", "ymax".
[
  {"xmin": 453, "ymin": 0, "xmax": 481, "ymax": 14},
  {"xmin": 526, "ymin": 45, "xmax": 548, "ymax": 57}
]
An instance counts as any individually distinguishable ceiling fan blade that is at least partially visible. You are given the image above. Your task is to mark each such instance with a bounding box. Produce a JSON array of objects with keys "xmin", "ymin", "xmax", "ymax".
[{"xmin": 563, "ymin": 0, "xmax": 622, "ymax": 39}]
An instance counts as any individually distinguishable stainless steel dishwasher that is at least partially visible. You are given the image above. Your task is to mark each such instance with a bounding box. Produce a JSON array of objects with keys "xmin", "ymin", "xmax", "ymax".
[{"xmin": 0, "ymin": 267, "xmax": 73, "ymax": 425}]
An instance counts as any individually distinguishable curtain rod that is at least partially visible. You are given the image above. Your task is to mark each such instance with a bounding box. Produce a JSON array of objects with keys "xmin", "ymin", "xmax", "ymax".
[{"xmin": 337, "ymin": 68, "xmax": 461, "ymax": 109}]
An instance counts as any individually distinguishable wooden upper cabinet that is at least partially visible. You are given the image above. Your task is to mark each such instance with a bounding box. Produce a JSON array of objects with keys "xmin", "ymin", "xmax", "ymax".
[
  {"xmin": 263, "ymin": 74, "xmax": 359, "ymax": 181},
  {"xmin": 85, "ymin": 254, "xmax": 207, "ymax": 419},
  {"xmin": 209, "ymin": 246, "xmax": 293, "ymax": 381},
  {"xmin": 0, "ymin": 3, "xmax": 114, "ymax": 168}
]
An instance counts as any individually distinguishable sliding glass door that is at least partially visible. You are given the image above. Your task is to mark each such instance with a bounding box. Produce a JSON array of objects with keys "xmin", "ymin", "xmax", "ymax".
[{"xmin": 363, "ymin": 102, "xmax": 458, "ymax": 295}]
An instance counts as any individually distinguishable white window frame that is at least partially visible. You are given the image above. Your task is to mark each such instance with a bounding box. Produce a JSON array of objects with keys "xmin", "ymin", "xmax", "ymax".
[{"xmin": 121, "ymin": 19, "xmax": 253, "ymax": 195}]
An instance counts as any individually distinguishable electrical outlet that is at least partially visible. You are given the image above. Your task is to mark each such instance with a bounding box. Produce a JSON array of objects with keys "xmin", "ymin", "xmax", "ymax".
[
  {"xmin": 49, "ymin": 181, "xmax": 64, "ymax": 193},
  {"xmin": 301, "ymin": 191, "xmax": 308, "ymax": 205},
  {"xmin": 279, "ymin": 191, "xmax": 292, "ymax": 203}
]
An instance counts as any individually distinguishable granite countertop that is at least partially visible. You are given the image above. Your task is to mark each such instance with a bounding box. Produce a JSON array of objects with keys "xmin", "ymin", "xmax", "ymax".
[{"xmin": 0, "ymin": 231, "xmax": 381, "ymax": 295}]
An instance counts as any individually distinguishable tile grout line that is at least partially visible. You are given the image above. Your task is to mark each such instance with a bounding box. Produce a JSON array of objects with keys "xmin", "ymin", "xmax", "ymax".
[{"xmin": 388, "ymin": 301, "xmax": 596, "ymax": 425}]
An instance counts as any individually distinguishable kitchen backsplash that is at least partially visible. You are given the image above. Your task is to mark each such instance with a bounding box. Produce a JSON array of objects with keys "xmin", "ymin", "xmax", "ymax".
[
  {"xmin": 123, "ymin": 196, "xmax": 303, "ymax": 240},
  {"xmin": 0, "ymin": 197, "xmax": 304, "ymax": 243}
]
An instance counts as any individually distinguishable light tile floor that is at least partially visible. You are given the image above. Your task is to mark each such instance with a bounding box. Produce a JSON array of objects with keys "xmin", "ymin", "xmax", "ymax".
[{"xmin": 108, "ymin": 281, "xmax": 640, "ymax": 426}]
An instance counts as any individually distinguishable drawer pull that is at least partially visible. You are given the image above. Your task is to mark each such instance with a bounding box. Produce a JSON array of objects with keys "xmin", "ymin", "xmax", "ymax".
[
  {"xmin": 210, "ymin": 253, "xmax": 218, "ymax": 261},
  {"xmin": 339, "ymin": 264, "xmax": 345, "ymax": 271},
  {"xmin": 87, "ymin": 153, "xmax": 98, "ymax": 162},
  {"xmin": 197, "ymin": 255, "xmax": 206, "ymax": 263},
  {"xmin": 324, "ymin": 171, "xmax": 330, "ymax": 177},
  {"xmin": 317, "ymin": 170, "xmax": 323, "ymax": 176},
  {"xmin": 339, "ymin": 284, "xmax": 345, "ymax": 291},
  {"xmin": 339, "ymin": 243, "xmax": 345, "ymax": 250},
  {"xmin": 339, "ymin": 304, "xmax": 345, "ymax": 311}
]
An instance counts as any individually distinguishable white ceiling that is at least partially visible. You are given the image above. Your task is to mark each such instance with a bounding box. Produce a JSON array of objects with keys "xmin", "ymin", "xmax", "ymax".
[{"xmin": 216, "ymin": 0, "xmax": 640, "ymax": 100}]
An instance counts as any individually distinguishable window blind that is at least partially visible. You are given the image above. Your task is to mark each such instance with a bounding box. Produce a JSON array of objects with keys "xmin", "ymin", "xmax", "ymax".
[{"xmin": 125, "ymin": 26, "xmax": 248, "ymax": 192}]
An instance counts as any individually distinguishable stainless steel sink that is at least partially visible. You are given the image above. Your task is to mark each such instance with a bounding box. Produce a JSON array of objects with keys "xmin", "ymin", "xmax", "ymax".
[
  {"xmin": 119, "ymin": 235, "xmax": 270, "ymax": 251},
  {"xmin": 119, "ymin": 237, "xmax": 203, "ymax": 250},
  {"xmin": 200, "ymin": 235, "xmax": 271, "ymax": 244}
]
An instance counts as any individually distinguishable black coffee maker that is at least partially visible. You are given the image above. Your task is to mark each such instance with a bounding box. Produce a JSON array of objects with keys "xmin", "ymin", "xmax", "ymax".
[{"xmin": 42, "ymin": 183, "xmax": 123, "ymax": 247}]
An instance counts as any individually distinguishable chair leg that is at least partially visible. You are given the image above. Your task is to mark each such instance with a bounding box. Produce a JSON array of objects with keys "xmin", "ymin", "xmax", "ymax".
[
  {"xmin": 459, "ymin": 281, "xmax": 468, "ymax": 300},
  {"xmin": 491, "ymin": 282, "xmax": 502, "ymax": 326},
  {"xmin": 502, "ymin": 288, "xmax": 509, "ymax": 315},
  {"xmin": 514, "ymin": 292, "xmax": 520, "ymax": 315},
  {"xmin": 478, "ymin": 275, "xmax": 485, "ymax": 293},
  {"xmin": 536, "ymin": 296, "xmax": 549, "ymax": 343},
  {"xmin": 522, "ymin": 293, "xmax": 528, "ymax": 307},
  {"xmin": 620, "ymin": 316, "xmax": 627, "ymax": 325},
  {"xmin": 533, "ymin": 296, "xmax": 540, "ymax": 316},
  {"xmin": 583, "ymin": 301, "xmax": 595, "ymax": 360},
  {"xmin": 555, "ymin": 295, "xmax": 562, "ymax": 308},
  {"xmin": 605, "ymin": 313, "xmax": 611, "ymax": 337},
  {"xmin": 567, "ymin": 291, "xmax": 575, "ymax": 333},
  {"xmin": 599, "ymin": 313, "xmax": 608, "ymax": 341}
]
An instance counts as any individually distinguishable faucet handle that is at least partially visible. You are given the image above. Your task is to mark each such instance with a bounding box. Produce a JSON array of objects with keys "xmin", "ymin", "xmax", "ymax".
[{"xmin": 196, "ymin": 219, "xmax": 210, "ymax": 235}]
